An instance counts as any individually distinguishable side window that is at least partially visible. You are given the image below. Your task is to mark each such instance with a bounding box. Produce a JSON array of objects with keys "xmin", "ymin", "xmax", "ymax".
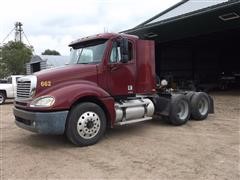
[
  {"xmin": 7, "ymin": 77, "xmax": 12, "ymax": 84},
  {"xmin": 110, "ymin": 40, "xmax": 133, "ymax": 63},
  {"xmin": 16, "ymin": 77, "xmax": 21, "ymax": 82},
  {"xmin": 110, "ymin": 42, "xmax": 121, "ymax": 63}
]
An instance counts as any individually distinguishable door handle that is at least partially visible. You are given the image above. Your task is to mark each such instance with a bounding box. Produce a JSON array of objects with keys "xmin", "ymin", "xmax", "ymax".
[
  {"xmin": 109, "ymin": 64, "xmax": 119, "ymax": 71},
  {"xmin": 111, "ymin": 66, "xmax": 119, "ymax": 71}
]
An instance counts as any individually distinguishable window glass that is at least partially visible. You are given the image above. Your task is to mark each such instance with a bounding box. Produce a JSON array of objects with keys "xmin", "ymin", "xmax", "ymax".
[
  {"xmin": 68, "ymin": 39, "xmax": 107, "ymax": 64},
  {"xmin": 7, "ymin": 77, "xmax": 12, "ymax": 84},
  {"xmin": 16, "ymin": 77, "xmax": 21, "ymax": 81},
  {"xmin": 110, "ymin": 41, "xmax": 133, "ymax": 63},
  {"xmin": 80, "ymin": 49, "xmax": 93, "ymax": 63},
  {"xmin": 110, "ymin": 42, "xmax": 121, "ymax": 63}
]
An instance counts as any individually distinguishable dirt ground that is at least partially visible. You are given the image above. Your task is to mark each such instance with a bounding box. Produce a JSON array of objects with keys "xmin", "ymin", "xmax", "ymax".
[{"xmin": 0, "ymin": 91, "xmax": 239, "ymax": 180}]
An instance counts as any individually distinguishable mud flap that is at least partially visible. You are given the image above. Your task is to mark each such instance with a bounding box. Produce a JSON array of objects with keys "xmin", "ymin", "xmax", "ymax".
[{"xmin": 208, "ymin": 95, "xmax": 214, "ymax": 114}]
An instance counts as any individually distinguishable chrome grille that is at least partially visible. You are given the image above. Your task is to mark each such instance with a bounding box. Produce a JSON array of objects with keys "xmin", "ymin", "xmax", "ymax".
[{"xmin": 17, "ymin": 81, "xmax": 31, "ymax": 98}]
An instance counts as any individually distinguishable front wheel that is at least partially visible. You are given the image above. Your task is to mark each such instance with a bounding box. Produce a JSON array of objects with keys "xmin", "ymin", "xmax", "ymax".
[
  {"xmin": 0, "ymin": 92, "xmax": 6, "ymax": 105},
  {"xmin": 66, "ymin": 102, "xmax": 107, "ymax": 146}
]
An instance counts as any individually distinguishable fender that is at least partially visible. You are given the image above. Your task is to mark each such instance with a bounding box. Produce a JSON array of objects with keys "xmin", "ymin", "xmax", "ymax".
[{"xmin": 32, "ymin": 80, "xmax": 116, "ymax": 126}]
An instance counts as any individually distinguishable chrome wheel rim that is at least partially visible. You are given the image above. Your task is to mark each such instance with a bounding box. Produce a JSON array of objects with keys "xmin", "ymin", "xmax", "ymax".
[
  {"xmin": 198, "ymin": 97, "xmax": 208, "ymax": 116},
  {"xmin": 77, "ymin": 111, "xmax": 101, "ymax": 139},
  {"xmin": 177, "ymin": 100, "xmax": 189, "ymax": 120}
]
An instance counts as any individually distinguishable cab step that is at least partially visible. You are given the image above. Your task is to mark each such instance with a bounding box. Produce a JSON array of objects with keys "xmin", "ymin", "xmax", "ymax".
[{"xmin": 115, "ymin": 117, "xmax": 152, "ymax": 126}]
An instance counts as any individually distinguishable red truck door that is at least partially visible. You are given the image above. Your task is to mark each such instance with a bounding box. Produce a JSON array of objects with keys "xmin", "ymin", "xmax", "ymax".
[{"xmin": 106, "ymin": 40, "xmax": 136, "ymax": 96}]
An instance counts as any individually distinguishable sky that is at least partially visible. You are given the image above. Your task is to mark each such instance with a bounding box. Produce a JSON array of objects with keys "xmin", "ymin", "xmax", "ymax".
[{"xmin": 0, "ymin": 0, "xmax": 179, "ymax": 55}]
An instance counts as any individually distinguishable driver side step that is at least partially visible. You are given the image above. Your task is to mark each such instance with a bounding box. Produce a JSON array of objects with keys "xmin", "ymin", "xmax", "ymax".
[{"xmin": 115, "ymin": 117, "xmax": 152, "ymax": 126}]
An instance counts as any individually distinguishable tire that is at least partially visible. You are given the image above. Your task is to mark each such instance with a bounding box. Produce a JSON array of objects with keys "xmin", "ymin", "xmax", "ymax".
[
  {"xmin": 168, "ymin": 94, "xmax": 191, "ymax": 126},
  {"xmin": 186, "ymin": 91, "xmax": 195, "ymax": 101},
  {"xmin": 0, "ymin": 92, "xmax": 6, "ymax": 105},
  {"xmin": 190, "ymin": 92, "xmax": 210, "ymax": 120},
  {"xmin": 66, "ymin": 102, "xmax": 107, "ymax": 146}
]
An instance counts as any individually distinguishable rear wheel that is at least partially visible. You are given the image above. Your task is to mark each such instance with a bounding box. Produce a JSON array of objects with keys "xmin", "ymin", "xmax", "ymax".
[
  {"xmin": 190, "ymin": 92, "xmax": 210, "ymax": 120},
  {"xmin": 0, "ymin": 92, "xmax": 6, "ymax": 105},
  {"xmin": 168, "ymin": 94, "xmax": 191, "ymax": 125},
  {"xmin": 66, "ymin": 102, "xmax": 107, "ymax": 146}
]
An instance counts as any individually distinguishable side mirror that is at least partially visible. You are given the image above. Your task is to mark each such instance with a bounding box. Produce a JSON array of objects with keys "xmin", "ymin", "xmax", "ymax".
[{"xmin": 119, "ymin": 38, "xmax": 128, "ymax": 63}]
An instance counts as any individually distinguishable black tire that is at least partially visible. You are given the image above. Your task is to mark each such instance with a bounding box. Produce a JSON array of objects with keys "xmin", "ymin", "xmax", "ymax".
[
  {"xmin": 186, "ymin": 91, "xmax": 195, "ymax": 101},
  {"xmin": 0, "ymin": 92, "xmax": 6, "ymax": 105},
  {"xmin": 66, "ymin": 102, "xmax": 107, "ymax": 146},
  {"xmin": 168, "ymin": 94, "xmax": 191, "ymax": 126},
  {"xmin": 190, "ymin": 92, "xmax": 210, "ymax": 120}
]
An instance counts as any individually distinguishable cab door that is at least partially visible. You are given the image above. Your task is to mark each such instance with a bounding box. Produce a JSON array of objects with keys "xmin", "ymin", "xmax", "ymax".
[
  {"xmin": 7, "ymin": 77, "xmax": 14, "ymax": 98},
  {"xmin": 106, "ymin": 39, "xmax": 136, "ymax": 96}
]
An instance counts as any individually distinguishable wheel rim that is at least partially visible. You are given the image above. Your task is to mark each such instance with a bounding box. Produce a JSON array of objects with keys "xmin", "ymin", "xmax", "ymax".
[
  {"xmin": 77, "ymin": 111, "xmax": 101, "ymax": 139},
  {"xmin": 198, "ymin": 97, "xmax": 208, "ymax": 116},
  {"xmin": 0, "ymin": 95, "xmax": 4, "ymax": 104},
  {"xmin": 177, "ymin": 100, "xmax": 189, "ymax": 120}
]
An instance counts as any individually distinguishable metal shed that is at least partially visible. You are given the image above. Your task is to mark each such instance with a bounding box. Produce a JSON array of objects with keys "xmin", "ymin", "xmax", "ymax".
[
  {"xmin": 125, "ymin": 0, "xmax": 240, "ymax": 90},
  {"xmin": 26, "ymin": 55, "xmax": 69, "ymax": 75}
]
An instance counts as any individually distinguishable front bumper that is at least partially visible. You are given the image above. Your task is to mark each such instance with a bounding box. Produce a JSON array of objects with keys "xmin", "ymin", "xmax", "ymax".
[{"xmin": 13, "ymin": 107, "xmax": 68, "ymax": 134}]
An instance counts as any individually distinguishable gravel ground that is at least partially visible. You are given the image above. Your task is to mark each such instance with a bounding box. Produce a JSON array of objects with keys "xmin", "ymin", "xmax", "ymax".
[{"xmin": 1, "ymin": 91, "xmax": 239, "ymax": 180}]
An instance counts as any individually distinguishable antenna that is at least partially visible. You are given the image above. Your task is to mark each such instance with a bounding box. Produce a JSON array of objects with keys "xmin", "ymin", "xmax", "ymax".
[{"xmin": 104, "ymin": 27, "xmax": 108, "ymax": 33}]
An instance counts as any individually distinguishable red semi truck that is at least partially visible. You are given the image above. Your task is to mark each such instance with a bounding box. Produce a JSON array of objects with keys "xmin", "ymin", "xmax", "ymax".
[{"xmin": 13, "ymin": 33, "xmax": 214, "ymax": 146}]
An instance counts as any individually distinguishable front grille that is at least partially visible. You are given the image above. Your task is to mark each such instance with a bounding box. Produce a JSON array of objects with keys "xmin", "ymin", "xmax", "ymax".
[{"xmin": 17, "ymin": 81, "xmax": 31, "ymax": 98}]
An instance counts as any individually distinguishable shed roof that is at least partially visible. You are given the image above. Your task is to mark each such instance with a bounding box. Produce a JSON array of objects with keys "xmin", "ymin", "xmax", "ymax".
[
  {"xmin": 40, "ymin": 55, "xmax": 69, "ymax": 67},
  {"xmin": 29, "ymin": 55, "xmax": 69, "ymax": 68},
  {"xmin": 125, "ymin": 0, "xmax": 240, "ymax": 42}
]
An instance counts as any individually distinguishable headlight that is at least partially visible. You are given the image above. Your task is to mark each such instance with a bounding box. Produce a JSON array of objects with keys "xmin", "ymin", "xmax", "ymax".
[{"xmin": 30, "ymin": 96, "xmax": 55, "ymax": 107}]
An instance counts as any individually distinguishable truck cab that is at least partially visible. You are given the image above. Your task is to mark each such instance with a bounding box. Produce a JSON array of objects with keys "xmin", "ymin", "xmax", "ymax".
[
  {"xmin": 13, "ymin": 33, "xmax": 214, "ymax": 146},
  {"xmin": 0, "ymin": 75, "xmax": 23, "ymax": 104}
]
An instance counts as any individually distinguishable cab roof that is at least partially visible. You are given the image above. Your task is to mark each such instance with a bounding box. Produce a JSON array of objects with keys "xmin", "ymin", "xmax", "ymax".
[{"xmin": 69, "ymin": 33, "xmax": 139, "ymax": 47}]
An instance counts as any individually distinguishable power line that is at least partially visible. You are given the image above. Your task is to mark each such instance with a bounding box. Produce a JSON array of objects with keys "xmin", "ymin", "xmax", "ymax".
[
  {"xmin": 23, "ymin": 31, "xmax": 35, "ymax": 55},
  {"xmin": 23, "ymin": 31, "xmax": 32, "ymax": 47},
  {"xmin": 1, "ymin": 27, "xmax": 15, "ymax": 44}
]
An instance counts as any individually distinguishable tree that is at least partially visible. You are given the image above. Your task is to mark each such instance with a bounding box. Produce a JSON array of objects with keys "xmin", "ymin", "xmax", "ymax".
[
  {"xmin": 0, "ymin": 41, "xmax": 33, "ymax": 78},
  {"xmin": 42, "ymin": 49, "xmax": 60, "ymax": 55}
]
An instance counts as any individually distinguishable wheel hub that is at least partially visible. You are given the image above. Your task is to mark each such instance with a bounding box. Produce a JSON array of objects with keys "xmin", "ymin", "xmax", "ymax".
[
  {"xmin": 198, "ymin": 98, "xmax": 208, "ymax": 115},
  {"xmin": 77, "ymin": 111, "xmax": 101, "ymax": 139},
  {"xmin": 86, "ymin": 121, "xmax": 94, "ymax": 129},
  {"xmin": 177, "ymin": 100, "xmax": 189, "ymax": 120}
]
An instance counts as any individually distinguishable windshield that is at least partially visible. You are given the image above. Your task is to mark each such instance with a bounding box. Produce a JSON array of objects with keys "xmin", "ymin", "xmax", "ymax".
[
  {"xmin": 68, "ymin": 39, "xmax": 108, "ymax": 65},
  {"xmin": 7, "ymin": 77, "xmax": 12, "ymax": 84}
]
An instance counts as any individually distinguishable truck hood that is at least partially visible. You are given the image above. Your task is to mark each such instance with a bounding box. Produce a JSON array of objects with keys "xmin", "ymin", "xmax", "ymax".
[
  {"xmin": 0, "ymin": 83, "xmax": 12, "ymax": 89},
  {"xmin": 34, "ymin": 64, "xmax": 98, "ymax": 95}
]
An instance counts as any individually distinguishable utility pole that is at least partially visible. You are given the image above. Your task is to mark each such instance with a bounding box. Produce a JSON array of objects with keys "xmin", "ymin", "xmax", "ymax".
[
  {"xmin": 1, "ymin": 21, "xmax": 34, "ymax": 53},
  {"xmin": 14, "ymin": 22, "xmax": 23, "ymax": 42}
]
